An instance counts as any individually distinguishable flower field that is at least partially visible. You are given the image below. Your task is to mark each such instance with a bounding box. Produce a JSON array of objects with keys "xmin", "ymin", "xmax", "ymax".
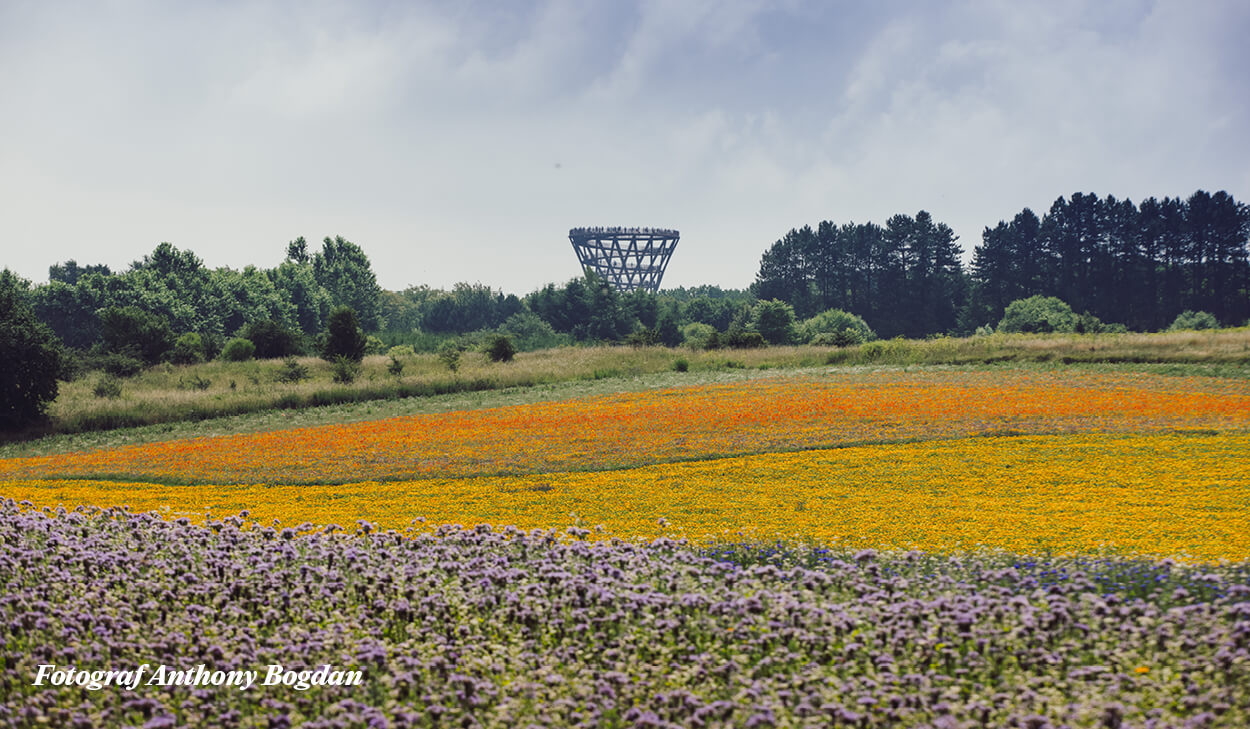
[
  {"xmin": 1, "ymin": 369, "xmax": 1246, "ymax": 485},
  {"xmin": 3, "ymin": 366, "xmax": 1250, "ymax": 726}
]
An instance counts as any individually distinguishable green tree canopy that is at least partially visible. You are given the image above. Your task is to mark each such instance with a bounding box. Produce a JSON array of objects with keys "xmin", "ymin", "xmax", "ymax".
[{"xmin": 1, "ymin": 270, "xmax": 63, "ymax": 430}]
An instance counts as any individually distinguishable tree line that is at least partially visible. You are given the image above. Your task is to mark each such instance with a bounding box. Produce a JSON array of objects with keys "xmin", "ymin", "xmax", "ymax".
[{"xmin": 752, "ymin": 189, "xmax": 1250, "ymax": 337}]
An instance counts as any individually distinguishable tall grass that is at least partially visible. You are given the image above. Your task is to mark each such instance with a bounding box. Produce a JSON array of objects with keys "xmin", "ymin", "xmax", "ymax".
[{"xmin": 7, "ymin": 329, "xmax": 1248, "ymax": 447}]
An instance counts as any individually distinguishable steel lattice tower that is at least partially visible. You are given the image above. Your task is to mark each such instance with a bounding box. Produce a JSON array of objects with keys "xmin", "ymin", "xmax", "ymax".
[{"xmin": 568, "ymin": 226, "xmax": 680, "ymax": 293}]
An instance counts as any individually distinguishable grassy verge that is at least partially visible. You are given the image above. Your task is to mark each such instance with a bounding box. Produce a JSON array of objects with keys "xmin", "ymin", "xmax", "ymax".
[{"xmin": 5, "ymin": 329, "xmax": 1247, "ymax": 451}]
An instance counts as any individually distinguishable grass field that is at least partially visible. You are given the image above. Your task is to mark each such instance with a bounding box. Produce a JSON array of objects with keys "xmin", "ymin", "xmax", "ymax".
[{"xmin": 10, "ymin": 327, "xmax": 1249, "ymax": 445}]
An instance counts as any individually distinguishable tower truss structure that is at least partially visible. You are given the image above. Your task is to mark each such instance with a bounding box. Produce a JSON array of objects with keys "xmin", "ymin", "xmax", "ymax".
[{"xmin": 568, "ymin": 226, "xmax": 680, "ymax": 293}]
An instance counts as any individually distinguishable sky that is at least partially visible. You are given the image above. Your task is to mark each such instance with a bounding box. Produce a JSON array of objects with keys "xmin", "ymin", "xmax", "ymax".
[{"xmin": 2, "ymin": 0, "xmax": 1248, "ymax": 294}]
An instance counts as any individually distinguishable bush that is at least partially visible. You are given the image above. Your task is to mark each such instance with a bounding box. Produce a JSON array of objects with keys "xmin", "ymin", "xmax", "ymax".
[
  {"xmin": 169, "ymin": 332, "xmax": 206, "ymax": 365},
  {"xmin": 625, "ymin": 328, "xmax": 660, "ymax": 348},
  {"xmin": 500, "ymin": 311, "xmax": 566, "ymax": 351},
  {"xmin": 1, "ymin": 270, "xmax": 64, "ymax": 429},
  {"xmin": 997, "ymin": 296, "xmax": 1078, "ymax": 334},
  {"xmin": 800, "ymin": 308, "xmax": 875, "ymax": 346},
  {"xmin": 331, "ymin": 356, "xmax": 360, "ymax": 384},
  {"xmin": 365, "ymin": 335, "xmax": 386, "ymax": 356},
  {"xmin": 681, "ymin": 322, "xmax": 717, "ymax": 350},
  {"xmin": 387, "ymin": 345, "xmax": 416, "ymax": 359},
  {"xmin": 1167, "ymin": 310, "xmax": 1219, "ymax": 331},
  {"xmin": 95, "ymin": 351, "xmax": 144, "ymax": 378},
  {"xmin": 749, "ymin": 299, "xmax": 796, "ymax": 345},
  {"xmin": 242, "ymin": 320, "xmax": 302, "ymax": 359},
  {"xmin": 724, "ymin": 328, "xmax": 766, "ymax": 349},
  {"xmin": 220, "ymin": 337, "xmax": 256, "ymax": 362},
  {"xmin": 484, "ymin": 335, "xmax": 517, "ymax": 363},
  {"xmin": 98, "ymin": 306, "xmax": 174, "ymax": 364},
  {"xmin": 92, "ymin": 373, "xmax": 122, "ymax": 399},
  {"xmin": 387, "ymin": 355, "xmax": 405, "ymax": 377},
  {"xmin": 438, "ymin": 342, "xmax": 464, "ymax": 372},
  {"xmin": 673, "ymin": 358, "xmax": 689, "ymax": 373},
  {"xmin": 323, "ymin": 307, "xmax": 367, "ymax": 362},
  {"xmin": 274, "ymin": 356, "xmax": 310, "ymax": 383}
]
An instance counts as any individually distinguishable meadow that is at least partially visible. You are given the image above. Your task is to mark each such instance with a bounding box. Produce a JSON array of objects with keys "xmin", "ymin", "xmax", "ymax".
[
  {"xmin": 2, "ymin": 348, "xmax": 1250, "ymax": 727},
  {"xmin": 15, "ymin": 327, "xmax": 1250, "ymax": 443}
]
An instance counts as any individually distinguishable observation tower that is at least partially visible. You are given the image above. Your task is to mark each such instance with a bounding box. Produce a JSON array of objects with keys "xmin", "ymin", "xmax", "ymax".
[{"xmin": 568, "ymin": 226, "xmax": 680, "ymax": 293}]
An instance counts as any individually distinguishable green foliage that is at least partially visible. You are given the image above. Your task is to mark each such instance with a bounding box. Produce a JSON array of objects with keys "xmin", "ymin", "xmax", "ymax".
[
  {"xmin": 98, "ymin": 306, "xmax": 174, "ymax": 364},
  {"xmin": 387, "ymin": 355, "xmax": 405, "ymax": 377},
  {"xmin": 484, "ymin": 335, "xmax": 517, "ymax": 363},
  {"xmin": 169, "ymin": 333, "xmax": 206, "ymax": 365},
  {"xmin": 724, "ymin": 328, "xmax": 766, "ymax": 349},
  {"xmin": 499, "ymin": 311, "xmax": 566, "ymax": 351},
  {"xmin": 997, "ymin": 296, "xmax": 1079, "ymax": 334},
  {"xmin": 92, "ymin": 373, "xmax": 122, "ymax": 399},
  {"xmin": 179, "ymin": 374, "xmax": 211, "ymax": 391},
  {"xmin": 750, "ymin": 299, "xmax": 796, "ymax": 345},
  {"xmin": 1167, "ymin": 310, "xmax": 1219, "ymax": 331},
  {"xmin": 0, "ymin": 270, "xmax": 64, "ymax": 429},
  {"xmin": 220, "ymin": 337, "xmax": 256, "ymax": 362},
  {"xmin": 275, "ymin": 356, "xmax": 310, "ymax": 383},
  {"xmin": 655, "ymin": 304, "xmax": 682, "ymax": 347},
  {"xmin": 331, "ymin": 356, "xmax": 360, "ymax": 384},
  {"xmin": 242, "ymin": 319, "xmax": 303, "ymax": 359},
  {"xmin": 387, "ymin": 345, "xmax": 416, "ymax": 359},
  {"xmin": 681, "ymin": 323, "xmax": 717, "ymax": 350},
  {"xmin": 438, "ymin": 342, "xmax": 464, "ymax": 372},
  {"xmin": 800, "ymin": 308, "xmax": 876, "ymax": 346},
  {"xmin": 94, "ymin": 352, "xmax": 144, "ymax": 378},
  {"xmin": 673, "ymin": 358, "xmax": 689, "ymax": 373},
  {"xmin": 312, "ymin": 236, "xmax": 383, "ymax": 331},
  {"xmin": 322, "ymin": 306, "xmax": 367, "ymax": 362},
  {"xmin": 625, "ymin": 328, "xmax": 660, "ymax": 348},
  {"xmin": 364, "ymin": 335, "xmax": 386, "ymax": 356}
]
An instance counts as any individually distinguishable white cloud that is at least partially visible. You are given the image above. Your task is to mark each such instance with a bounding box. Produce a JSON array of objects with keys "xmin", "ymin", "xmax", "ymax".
[{"xmin": 1, "ymin": 0, "xmax": 1246, "ymax": 292}]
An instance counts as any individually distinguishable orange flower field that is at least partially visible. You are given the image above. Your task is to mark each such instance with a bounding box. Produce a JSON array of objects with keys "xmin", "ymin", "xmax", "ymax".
[
  {"xmin": 2, "ymin": 368, "xmax": 1248, "ymax": 560},
  {"xmin": 5, "ymin": 432, "xmax": 1249, "ymax": 560},
  {"xmin": 1, "ymin": 369, "xmax": 1246, "ymax": 484}
]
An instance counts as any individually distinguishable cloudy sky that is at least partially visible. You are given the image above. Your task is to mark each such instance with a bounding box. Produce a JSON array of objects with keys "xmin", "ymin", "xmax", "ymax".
[{"xmin": 2, "ymin": 0, "xmax": 1247, "ymax": 293}]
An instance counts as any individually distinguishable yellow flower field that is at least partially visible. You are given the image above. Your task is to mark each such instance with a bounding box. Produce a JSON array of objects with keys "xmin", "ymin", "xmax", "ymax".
[
  {"xmin": 2, "ymin": 369, "xmax": 1246, "ymax": 484},
  {"xmin": 7, "ymin": 432, "xmax": 1249, "ymax": 561}
]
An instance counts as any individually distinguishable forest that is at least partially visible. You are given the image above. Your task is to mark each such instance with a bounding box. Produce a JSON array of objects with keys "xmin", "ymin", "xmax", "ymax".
[
  {"xmin": 754, "ymin": 190, "xmax": 1250, "ymax": 337},
  {"xmin": 11, "ymin": 188, "xmax": 1250, "ymax": 373}
]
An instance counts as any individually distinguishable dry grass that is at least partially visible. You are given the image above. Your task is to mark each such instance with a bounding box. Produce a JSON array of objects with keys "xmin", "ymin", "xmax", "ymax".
[{"xmin": 8, "ymin": 329, "xmax": 1249, "ymax": 447}]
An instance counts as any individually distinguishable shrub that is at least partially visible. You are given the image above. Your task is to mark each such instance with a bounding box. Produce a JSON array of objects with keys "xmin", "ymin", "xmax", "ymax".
[
  {"xmin": 93, "ymin": 373, "xmax": 122, "ymax": 399},
  {"xmin": 95, "ymin": 351, "xmax": 144, "ymax": 378},
  {"xmin": 1167, "ymin": 310, "xmax": 1219, "ymax": 331},
  {"xmin": 220, "ymin": 337, "xmax": 256, "ymax": 362},
  {"xmin": 364, "ymin": 335, "xmax": 386, "ymax": 356},
  {"xmin": 997, "ymin": 296, "xmax": 1078, "ymax": 334},
  {"xmin": 626, "ymin": 328, "xmax": 660, "ymax": 348},
  {"xmin": 169, "ymin": 332, "xmax": 206, "ymax": 365},
  {"xmin": 387, "ymin": 355, "xmax": 405, "ymax": 377},
  {"xmin": 0, "ymin": 269, "xmax": 64, "ymax": 429},
  {"xmin": 485, "ymin": 335, "xmax": 517, "ymax": 363},
  {"xmin": 860, "ymin": 341, "xmax": 887, "ymax": 360},
  {"xmin": 800, "ymin": 308, "xmax": 875, "ymax": 346},
  {"xmin": 274, "ymin": 356, "xmax": 310, "ymax": 384},
  {"xmin": 331, "ymin": 356, "xmax": 360, "ymax": 384},
  {"xmin": 242, "ymin": 320, "xmax": 302, "ymax": 359},
  {"xmin": 724, "ymin": 329, "xmax": 766, "ymax": 349},
  {"xmin": 681, "ymin": 322, "xmax": 716, "ymax": 350},
  {"xmin": 179, "ymin": 374, "xmax": 211, "ymax": 391},
  {"xmin": 749, "ymin": 299, "xmax": 796, "ymax": 345},
  {"xmin": 323, "ymin": 307, "xmax": 367, "ymax": 362},
  {"xmin": 98, "ymin": 306, "xmax": 174, "ymax": 364},
  {"xmin": 438, "ymin": 342, "xmax": 464, "ymax": 372},
  {"xmin": 673, "ymin": 358, "xmax": 689, "ymax": 373},
  {"xmin": 387, "ymin": 345, "xmax": 415, "ymax": 359}
]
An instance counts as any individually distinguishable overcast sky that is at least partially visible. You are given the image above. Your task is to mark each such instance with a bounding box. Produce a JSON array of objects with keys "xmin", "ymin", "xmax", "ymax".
[{"xmin": 2, "ymin": 0, "xmax": 1248, "ymax": 293}]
